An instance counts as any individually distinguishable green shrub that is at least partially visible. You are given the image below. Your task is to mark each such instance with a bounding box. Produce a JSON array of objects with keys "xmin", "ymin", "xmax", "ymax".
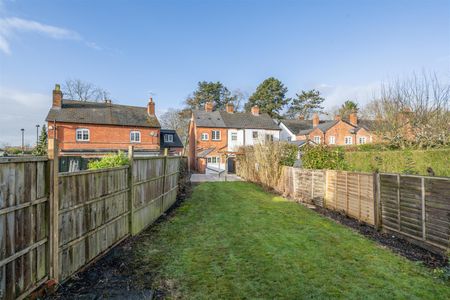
[
  {"xmin": 301, "ymin": 145, "xmax": 348, "ymax": 170},
  {"xmin": 88, "ymin": 151, "xmax": 129, "ymax": 170},
  {"xmin": 344, "ymin": 148, "xmax": 450, "ymax": 176}
]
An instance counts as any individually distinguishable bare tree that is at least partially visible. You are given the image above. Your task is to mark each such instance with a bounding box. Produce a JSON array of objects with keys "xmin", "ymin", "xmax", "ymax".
[
  {"xmin": 63, "ymin": 79, "xmax": 110, "ymax": 101},
  {"xmin": 363, "ymin": 71, "xmax": 450, "ymax": 148},
  {"xmin": 159, "ymin": 108, "xmax": 190, "ymax": 145}
]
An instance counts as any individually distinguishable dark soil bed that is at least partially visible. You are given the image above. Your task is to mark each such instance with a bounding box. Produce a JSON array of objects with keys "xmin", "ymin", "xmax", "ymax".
[{"xmin": 312, "ymin": 205, "xmax": 448, "ymax": 268}]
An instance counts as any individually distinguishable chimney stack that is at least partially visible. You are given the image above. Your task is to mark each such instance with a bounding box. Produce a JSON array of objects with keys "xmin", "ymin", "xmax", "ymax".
[
  {"xmin": 312, "ymin": 113, "xmax": 319, "ymax": 127},
  {"xmin": 298, "ymin": 115, "xmax": 305, "ymax": 120},
  {"xmin": 225, "ymin": 103, "xmax": 234, "ymax": 113},
  {"xmin": 335, "ymin": 114, "xmax": 342, "ymax": 121},
  {"xmin": 349, "ymin": 111, "xmax": 357, "ymax": 125},
  {"xmin": 205, "ymin": 101, "xmax": 213, "ymax": 112},
  {"xmin": 251, "ymin": 105, "xmax": 259, "ymax": 116},
  {"xmin": 147, "ymin": 97, "xmax": 155, "ymax": 116},
  {"xmin": 52, "ymin": 84, "xmax": 63, "ymax": 108}
]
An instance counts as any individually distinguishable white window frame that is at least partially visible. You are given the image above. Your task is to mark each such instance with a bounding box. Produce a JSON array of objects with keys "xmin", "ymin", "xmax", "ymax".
[
  {"xmin": 164, "ymin": 134, "xmax": 174, "ymax": 143},
  {"xmin": 130, "ymin": 131, "xmax": 141, "ymax": 143},
  {"xmin": 345, "ymin": 136, "xmax": 353, "ymax": 145},
  {"xmin": 76, "ymin": 128, "xmax": 90, "ymax": 142},
  {"xmin": 313, "ymin": 136, "xmax": 321, "ymax": 144},
  {"xmin": 329, "ymin": 136, "xmax": 336, "ymax": 145},
  {"xmin": 265, "ymin": 134, "xmax": 274, "ymax": 142},
  {"xmin": 359, "ymin": 136, "xmax": 367, "ymax": 144},
  {"xmin": 252, "ymin": 131, "xmax": 258, "ymax": 139},
  {"xmin": 231, "ymin": 132, "xmax": 238, "ymax": 141},
  {"xmin": 201, "ymin": 133, "xmax": 209, "ymax": 141},
  {"xmin": 287, "ymin": 136, "xmax": 292, "ymax": 142},
  {"xmin": 212, "ymin": 130, "xmax": 221, "ymax": 141}
]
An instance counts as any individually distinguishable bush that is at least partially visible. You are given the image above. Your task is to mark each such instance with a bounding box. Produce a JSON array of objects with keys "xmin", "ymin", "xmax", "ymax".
[
  {"xmin": 88, "ymin": 151, "xmax": 129, "ymax": 170},
  {"xmin": 344, "ymin": 148, "xmax": 450, "ymax": 176},
  {"xmin": 301, "ymin": 145, "xmax": 348, "ymax": 170},
  {"xmin": 236, "ymin": 142, "xmax": 298, "ymax": 189}
]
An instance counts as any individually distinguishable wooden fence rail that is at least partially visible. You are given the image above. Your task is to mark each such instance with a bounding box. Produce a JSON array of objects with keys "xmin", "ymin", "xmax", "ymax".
[
  {"xmin": 246, "ymin": 165, "xmax": 449, "ymax": 255},
  {"xmin": 0, "ymin": 144, "xmax": 184, "ymax": 299}
]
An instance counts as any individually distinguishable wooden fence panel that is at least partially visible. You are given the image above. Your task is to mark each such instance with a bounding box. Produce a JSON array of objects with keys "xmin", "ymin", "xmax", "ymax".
[
  {"xmin": 425, "ymin": 178, "xmax": 450, "ymax": 249},
  {"xmin": 163, "ymin": 157, "xmax": 180, "ymax": 210},
  {"xmin": 0, "ymin": 157, "xmax": 50, "ymax": 300},
  {"xmin": 380, "ymin": 174, "xmax": 450, "ymax": 252},
  {"xmin": 324, "ymin": 171, "xmax": 375, "ymax": 225},
  {"xmin": 132, "ymin": 157, "xmax": 166, "ymax": 235},
  {"xmin": 58, "ymin": 166, "xmax": 129, "ymax": 281}
]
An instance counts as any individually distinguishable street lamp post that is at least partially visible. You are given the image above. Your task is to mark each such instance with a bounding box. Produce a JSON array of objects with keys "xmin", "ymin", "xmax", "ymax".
[
  {"xmin": 21, "ymin": 128, "xmax": 25, "ymax": 155},
  {"xmin": 36, "ymin": 124, "xmax": 40, "ymax": 146}
]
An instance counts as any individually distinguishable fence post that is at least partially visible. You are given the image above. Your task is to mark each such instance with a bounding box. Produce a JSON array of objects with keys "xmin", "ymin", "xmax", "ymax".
[
  {"xmin": 161, "ymin": 148, "xmax": 168, "ymax": 214},
  {"xmin": 397, "ymin": 174, "xmax": 401, "ymax": 231},
  {"xmin": 421, "ymin": 177, "xmax": 426, "ymax": 241},
  {"xmin": 128, "ymin": 146, "xmax": 135, "ymax": 235},
  {"xmin": 48, "ymin": 138, "xmax": 59, "ymax": 281},
  {"xmin": 345, "ymin": 172, "xmax": 349, "ymax": 214},
  {"xmin": 358, "ymin": 174, "xmax": 361, "ymax": 222},
  {"xmin": 374, "ymin": 172, "xmax": 382, "ymax": 230}
]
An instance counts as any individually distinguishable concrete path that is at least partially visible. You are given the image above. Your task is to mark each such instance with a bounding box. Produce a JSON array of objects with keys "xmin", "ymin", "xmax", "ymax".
[{"xmin": 190, "ymin": 173, "xmax": 242, "ymax": 182}]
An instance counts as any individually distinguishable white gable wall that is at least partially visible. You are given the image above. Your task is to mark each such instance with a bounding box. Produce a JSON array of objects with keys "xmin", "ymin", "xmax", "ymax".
[
  {"xmin": 279, "ymin": 122, "xmax": 297, "ymax": 142},
  {"xmin": 227, "ymin": 129, "xmax": 280, "ymax": 151}
]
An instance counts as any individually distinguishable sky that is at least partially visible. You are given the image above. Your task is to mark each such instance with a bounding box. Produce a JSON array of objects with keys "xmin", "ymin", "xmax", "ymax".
[{"xmin": 0, "ymin": 0, "xmax": 449, "ymax": 145}]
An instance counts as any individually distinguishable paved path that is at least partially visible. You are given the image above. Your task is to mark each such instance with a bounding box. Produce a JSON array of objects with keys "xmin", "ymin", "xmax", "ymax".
[{"xmin": 190, "ymin": 173, "xmax": 242, "ymax": 182}]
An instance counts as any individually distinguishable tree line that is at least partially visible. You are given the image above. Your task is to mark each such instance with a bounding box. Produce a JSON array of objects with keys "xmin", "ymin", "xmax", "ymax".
[{"xmin": 60, "ymin": 72, "xmax": 449, "ymax": 149}]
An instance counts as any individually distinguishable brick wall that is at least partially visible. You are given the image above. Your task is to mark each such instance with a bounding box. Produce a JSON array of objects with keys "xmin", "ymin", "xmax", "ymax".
[
  {"xmin": 48, "ymin": 122, "xmax": 160, "ymax": 153},
  {"xmin": 296, "ymin": 120, "xmax": 375, "ymax": 146}
]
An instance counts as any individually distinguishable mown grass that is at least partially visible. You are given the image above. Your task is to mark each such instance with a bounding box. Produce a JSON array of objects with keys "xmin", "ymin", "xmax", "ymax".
[
  {"xmin": 136, "ymin": 182, "xmax": 449, "ymax": 299},
  {"xmin": 344, "ymin": 148, "xmax": 450, "ymax": 176}
]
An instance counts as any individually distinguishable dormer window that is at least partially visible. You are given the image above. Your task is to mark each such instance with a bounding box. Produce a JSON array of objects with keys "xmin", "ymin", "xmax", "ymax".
[{"xmin": 164, "ymin": 134, "xmax": 174, "ymax": 143}]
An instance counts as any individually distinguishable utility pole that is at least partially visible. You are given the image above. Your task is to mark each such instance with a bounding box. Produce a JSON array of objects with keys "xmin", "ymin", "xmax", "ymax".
[
  {"xmin": 21, "ymin": 128, "xmax": 25, "ymax": 155},
  {"xmin": 36, "ymin": 124, "xmax": 40, "ymax": 146}
]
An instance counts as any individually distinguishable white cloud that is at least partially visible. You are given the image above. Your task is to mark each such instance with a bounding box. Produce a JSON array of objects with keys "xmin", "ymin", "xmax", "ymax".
[
  {"xmin": 0, "ymin": 86, "xmax": 49, "ymax": 146},
  {"xmin": 0, "ymin": 17, "xmax": 99, "ymax": 54}
]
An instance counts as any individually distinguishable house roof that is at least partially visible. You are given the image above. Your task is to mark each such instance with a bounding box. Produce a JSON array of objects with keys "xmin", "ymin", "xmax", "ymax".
[
  {"xmin": 46, "ymin": 100, "xmax": 160, "ymax": 128},
  {"xmin": 192, "ymin": 110, "xmax": 280, "ymax": 130},
  {"xmin": 289, "ymin": 140, "xmax": 316, "ymax": 147},
  {"xmin": 160, "ymin": 129, "xmax": 183, "ymax": 148},
  {"xmin": 282, "ymin": 118, "xmax": 376, "ymax": 135},
  {"xmin": 197, "ymin": 147, "xmax": 216, "ymax": 158},
  {"xmin": 282, "ymin": 119, "xmax": 337, "ymax": 135}
]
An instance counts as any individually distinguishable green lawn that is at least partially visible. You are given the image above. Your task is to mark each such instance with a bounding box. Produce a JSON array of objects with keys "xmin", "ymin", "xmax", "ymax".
[{"xmin": 136, "ymin": 182, "xmax": 449, "ymax": 299}]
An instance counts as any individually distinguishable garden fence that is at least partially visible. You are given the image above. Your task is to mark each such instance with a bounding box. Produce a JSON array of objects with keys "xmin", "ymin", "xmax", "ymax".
[
  {"xmin": 0, "ymin": 142, "xmax": 185, "ymax": 300},
  {"xmin": 244, "ymin": 165, "xmax": 449, "ymax": 255}
]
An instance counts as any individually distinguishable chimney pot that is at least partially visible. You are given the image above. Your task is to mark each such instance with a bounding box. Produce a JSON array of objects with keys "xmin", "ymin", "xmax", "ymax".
[
  {"xmin": 225, "ymin": 103, "xmax": 234, "ymax": 113},
  {"xmin": 52, "ymin": 83, "xmax": 63, "ymax": 109},
  {"xmin": 312, "ymin": 113, "xmax": 319, "ymax": 127},
  {"xmin": 251, "ymin": 105, "xmax": 259, "ymax": 116},
  {"xmin": 298, "ymin": 115, "xmax": 305, "ymax": 120},
  {"xmin": 147, "ymin": 97, "xmax": 155, "ymax": 116}
]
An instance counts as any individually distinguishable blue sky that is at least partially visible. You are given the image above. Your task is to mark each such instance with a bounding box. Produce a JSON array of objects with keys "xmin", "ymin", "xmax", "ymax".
[{"xmin": 1, "ymin": 0, "xmax": 449, "ymax": 145}]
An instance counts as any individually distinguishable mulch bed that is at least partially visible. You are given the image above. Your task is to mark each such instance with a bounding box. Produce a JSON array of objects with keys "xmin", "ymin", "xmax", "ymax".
[{"xmin": 312, "ymin": 205, "xmax": 448, "ymax": 269}]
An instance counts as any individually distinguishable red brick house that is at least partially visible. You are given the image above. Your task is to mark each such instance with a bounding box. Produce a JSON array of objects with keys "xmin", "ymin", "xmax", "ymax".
[
  {"xmin": 189, "ymin": 102, "xmax": 281, "ymax": 173},
  {"xmin": 46, "ymin": 84, "xmax": 161, "ymax": 156},
  {"xmin": 279, "ymin": 112, "xmax": 376, "ymax": 146}
]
